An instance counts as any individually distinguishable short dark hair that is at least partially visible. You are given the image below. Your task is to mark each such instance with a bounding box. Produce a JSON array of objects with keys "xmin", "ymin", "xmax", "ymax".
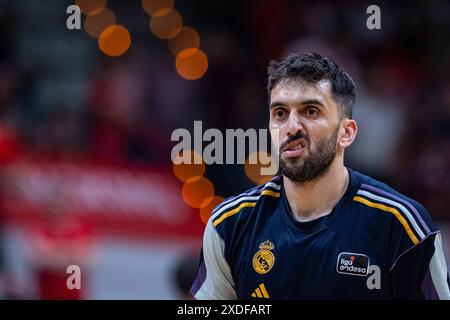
[{"xmin": 267, "ymin": 52, "xmax": 356, "ymax": 118}]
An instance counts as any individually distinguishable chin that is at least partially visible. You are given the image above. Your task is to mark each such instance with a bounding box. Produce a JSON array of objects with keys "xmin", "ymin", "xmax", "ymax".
[
  {"xmin": 282, "ymin": 156, "xmax": 304, "ymax": 166},
  {"xmin": 282, "ymin": 163, "xmax": 304, "ymax": 175}
]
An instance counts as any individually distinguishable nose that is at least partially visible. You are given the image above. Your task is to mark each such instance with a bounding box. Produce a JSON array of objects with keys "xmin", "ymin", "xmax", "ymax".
[{"xmin": 286, "ymin": 111, "xmax": 304, "ymax": 137}]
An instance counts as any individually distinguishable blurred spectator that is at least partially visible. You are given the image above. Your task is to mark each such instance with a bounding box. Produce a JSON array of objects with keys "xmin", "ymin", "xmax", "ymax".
[
  {"xmin": 0, "ymin": 119, "xmax": 23, "ymax": 299},
  {"xmin": 172, "ymin": 253, "xmax": 199, "ymax": 300},
  {"xmin": 347, "ymin": 61, "xmax": 406, "ymax": 180},
  {"xmin": 26, "ymin": 186, "xmax": 95, "ymax": 300}
]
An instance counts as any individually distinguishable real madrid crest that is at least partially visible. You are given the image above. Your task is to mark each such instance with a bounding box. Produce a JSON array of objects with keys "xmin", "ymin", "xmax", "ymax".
[{"xmin": 253, "ymin": 240, "xmax": 275, "ymax": 274}]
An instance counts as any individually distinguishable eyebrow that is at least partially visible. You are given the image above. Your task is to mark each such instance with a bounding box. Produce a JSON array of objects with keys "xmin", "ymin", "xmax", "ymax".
[{"xmin": 269, "ymin": 99, "xmax": 326, "ymax": 109}]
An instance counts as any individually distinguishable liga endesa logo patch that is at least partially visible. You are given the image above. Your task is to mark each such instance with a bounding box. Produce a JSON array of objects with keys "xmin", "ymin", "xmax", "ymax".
[{"xmin": 336, "ymin": 252, "xmax": 370, "ymax": 276}]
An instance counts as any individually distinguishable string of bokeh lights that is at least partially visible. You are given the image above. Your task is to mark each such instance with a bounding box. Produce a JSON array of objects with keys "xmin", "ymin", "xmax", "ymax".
[
  {"xmin": 172, "ymin": 150, "xmax": 274, "ymax": 224},
  {"xmin": 76, "ymin": 0, "xmax": 208, "ymax": 80},
  {"xmin": 75, "ymin": 0, "xmax": 275, "ymax": 223}
]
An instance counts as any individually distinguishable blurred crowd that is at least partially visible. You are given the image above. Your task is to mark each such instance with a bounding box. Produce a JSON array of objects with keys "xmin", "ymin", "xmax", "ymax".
[
  {"xmin": 179, "ymin": 0, "xmax": 450, "ymax": 216},
  {"xmin": 4, "ymin": 0, "xmax": 446, "ymax": 214},
  {"xmin": 0, "ymin": 0, "xmax": 449, "ymax": 298},
  {"xmin": 1, "ymin": 0, "xmax": 449, "ymax": 210}
]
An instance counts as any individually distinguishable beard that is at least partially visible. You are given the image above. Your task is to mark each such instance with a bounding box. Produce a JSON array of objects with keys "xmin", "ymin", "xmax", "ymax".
[{"xmin": 279, "ymin": 128, "xmax": 339, "ymax": 183}]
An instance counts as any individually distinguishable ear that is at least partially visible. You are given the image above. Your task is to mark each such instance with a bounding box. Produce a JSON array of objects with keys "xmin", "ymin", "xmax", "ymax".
[{"xmin": 338, "ymin": 118, "xmax": 357, "ymax": 149}]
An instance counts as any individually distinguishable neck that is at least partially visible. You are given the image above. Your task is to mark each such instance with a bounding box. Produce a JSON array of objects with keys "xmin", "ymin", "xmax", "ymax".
[{"xmin": 283, "ymin": 158, "xmax": 349, "ymax": 222}]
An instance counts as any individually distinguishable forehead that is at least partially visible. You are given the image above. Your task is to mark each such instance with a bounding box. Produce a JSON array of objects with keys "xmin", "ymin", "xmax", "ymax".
[{"xmin": 270, "ymin": 79, "xmax": 333, "ymax": 106}]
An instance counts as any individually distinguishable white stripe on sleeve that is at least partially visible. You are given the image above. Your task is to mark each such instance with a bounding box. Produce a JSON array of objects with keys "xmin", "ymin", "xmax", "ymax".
[
  {"xmin": 195, "ymin": 219, "xmax": 237, "ymax": 300},
  {"xmin": 429, "ymin": 233, "xmax": 450, "ymax": 300}
]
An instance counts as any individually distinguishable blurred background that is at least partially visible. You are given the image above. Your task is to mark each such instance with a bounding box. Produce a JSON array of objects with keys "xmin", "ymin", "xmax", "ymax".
[{"xmin": 0, "ymin": 0, "xmax": 449, "ymax": 299}]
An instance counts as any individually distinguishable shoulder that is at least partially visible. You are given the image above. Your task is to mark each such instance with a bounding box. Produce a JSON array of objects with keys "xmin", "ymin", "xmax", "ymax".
[
  {"xmin": 351, "ymin": 169, "xmax": 438, "ymax": 245},
  {"xmin": 208, "ymin": 176, "xmax": 282, "ymax": 237}
]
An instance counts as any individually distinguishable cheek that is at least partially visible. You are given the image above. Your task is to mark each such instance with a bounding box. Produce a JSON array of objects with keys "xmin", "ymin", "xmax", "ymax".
[
  {"xmin": 269, "ymin": 118, "xmax": 288, "ymax": 134},
  {"xmin": 269, "ymin": 118, "xmax": 280, "ymax": 130},
  {"xmin": 306, "ymin": 128, "xmax": 326, "ymax": 149},
  {"xmin": 269, "ymin": 129, "xmax": 280, "ymax": 149},
  {"xmin": 269, "ymin": 126, "xmax": 283, "ymax": 148},
  {"xmin": 311, "ymin": 127, "xmax": 337, "ymax": 149}
]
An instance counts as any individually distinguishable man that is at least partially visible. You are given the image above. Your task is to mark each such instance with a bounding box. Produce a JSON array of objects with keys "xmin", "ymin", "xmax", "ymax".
[{"xmin": 190, "ymin": 52, "xmax": 450, "ymax": 299}]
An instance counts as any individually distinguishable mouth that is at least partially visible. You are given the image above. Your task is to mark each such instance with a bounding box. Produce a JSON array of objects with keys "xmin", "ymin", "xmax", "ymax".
[{"xmin": 282, "ymin": 139, "xmax": 307, "ymax": 158}]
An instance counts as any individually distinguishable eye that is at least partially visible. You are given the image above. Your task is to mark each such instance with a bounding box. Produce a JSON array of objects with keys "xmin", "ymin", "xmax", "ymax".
[
  {"xmin": 304, "ymin": 106, "xmax": 319, "ymax": 117},
  {"xmin": 273, "ymin": 108, "xmax": 287, "ymax": 119}
]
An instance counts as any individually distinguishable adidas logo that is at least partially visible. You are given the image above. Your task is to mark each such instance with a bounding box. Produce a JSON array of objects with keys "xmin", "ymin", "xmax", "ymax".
[{"xmin": 250, "ymin": 283, "xmax": 270, "ymax": 299}]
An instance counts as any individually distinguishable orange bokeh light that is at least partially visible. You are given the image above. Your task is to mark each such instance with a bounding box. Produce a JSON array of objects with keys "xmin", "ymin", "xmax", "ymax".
[
  {"xmin": 245, "ymin": 152, "xmax": 276, "ymax": 185},
  {"xmin": 200, "ymin": 196, "xmax": 225, "ymax": 224},
  {"xmin": 168, "ymin": 27, "xmax": 200, "ymax": 55},
  {"xmin": 84, "ymin": 8, "xmax": 116, "ymax": 39},
  {"xmin": 75, "ymin": 0, "xmax": 107, "ymax": 16},
  {"xmin": 172, "ymin": 150, "xmax": 206, "ymax": 182},
  {"xmin": 150, "ymin": 8, "xmax": 183, "ymax": 39},
  {"xmin": 182, "ymin": 176, "xmax": 215, "ymax": 209},
  {"xmin": 142, "ymin": 0, "xmax": 174, "ymax": 16},
  {"xmin": 176, "ymin": 48, "xmax": 208, "ymax": 80},
  {"xmin": 98, "ymin": 25, "xmax": 131, "ymax": 57}
]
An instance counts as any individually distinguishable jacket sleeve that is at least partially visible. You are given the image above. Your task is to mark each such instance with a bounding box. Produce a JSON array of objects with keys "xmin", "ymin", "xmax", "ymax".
[
  {"xmin": 389, "ymin": 232, "xmax": 450, "ymax": 299},
  {"xmin": 190, "ymin": 218, "xmax": 237, "ymax": 300}
]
